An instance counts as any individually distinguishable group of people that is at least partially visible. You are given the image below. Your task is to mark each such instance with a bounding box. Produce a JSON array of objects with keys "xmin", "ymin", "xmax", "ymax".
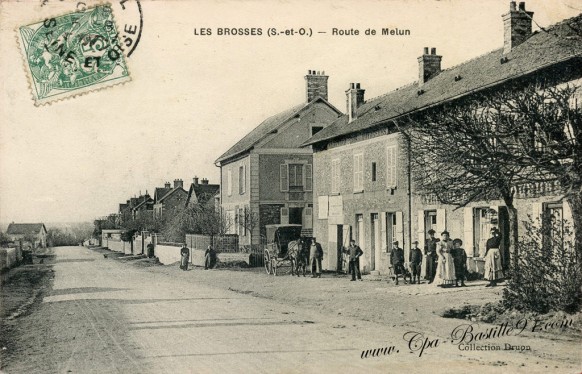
[
  {"xmin": 178, "ymin": 244, "xmax": 217, "ymax": 271},
  {"xmin": 341, "ymin": 227, "xmax": 505, "ymax": 287}
]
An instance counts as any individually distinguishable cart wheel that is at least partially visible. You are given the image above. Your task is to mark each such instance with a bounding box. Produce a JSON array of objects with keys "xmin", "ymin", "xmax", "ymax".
[
  {"xmin": 272, "ymin": 259, "xmax": 278, "ymax": 276},
  {"xmin": 264, "ymin": 251, "xmax": 271, "ymax": 274}
]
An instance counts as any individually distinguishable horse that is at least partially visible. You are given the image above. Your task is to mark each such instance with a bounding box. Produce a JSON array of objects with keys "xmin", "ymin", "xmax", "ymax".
[{"xmin": 288, "ymin": 238, "xmax": 309, "ymax": 277}]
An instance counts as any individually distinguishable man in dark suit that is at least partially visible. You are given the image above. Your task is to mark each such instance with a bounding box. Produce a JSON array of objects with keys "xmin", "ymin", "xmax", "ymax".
[
  {"xmin": 390, "ymin": 241, "xmax": 406, "ymax": 285},
  {"xmin": 343, "ymin": 239, "xmax": 363, "ymax": 281},
  {"xmin": 310, "ymin": 237, "xmax": 323, "ymax": 278},
  {"xmin": 425, "ymin": 229, "xmax": 439, "ymax": 283}
]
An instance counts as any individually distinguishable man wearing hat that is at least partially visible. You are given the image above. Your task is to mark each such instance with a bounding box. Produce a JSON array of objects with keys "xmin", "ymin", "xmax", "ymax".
[
  {"xmin": 343, "ymin": 239, "xmax": 363, "ymax": 281},
  {"xmin": 409, "ymin": 240, "xmax": 423, "ymax": 284},
  {"xmin": 424, "ymin": 229, "xmax": 439, "ymax": 283},
  {"xmin": 390, "ymin": 240, "xmax": 406, "ymax": 285}
]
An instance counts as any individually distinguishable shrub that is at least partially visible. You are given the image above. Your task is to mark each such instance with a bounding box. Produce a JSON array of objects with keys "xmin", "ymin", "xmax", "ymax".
[{"xmin": 503, "ymin": 218, "xmax": 581, "ymax": 314}]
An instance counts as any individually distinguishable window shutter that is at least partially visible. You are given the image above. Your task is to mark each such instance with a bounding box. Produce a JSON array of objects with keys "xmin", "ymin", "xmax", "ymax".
[
  {"xmin": 395, "ymin": 211, "xmax": 405, "ymax": 252},
  {"xmin": 417, "ymin": 210, "xmax": 425, "ymax": 250},
  {"xmin": 436, "ymin": 208, "xmax": 446, "ymax": 234},
  {"xmin": 563, "ymin": 200, "xmax": 573, "ymax": 244},
  {"xmin": 305, "ymin": 164, "xmax": 313, "ymax": 191},
  {"xmin": 331, "ymin": 159, "xmax": 339, "ymax": 194},
  {"xmin": 380, "ymin": 212, "xmax": 387, "ymax": 253},
  {"xmin": 242, "ymin": 165, "xmax": 246, "ymax": 194},
  {"xmin": 280, "ymin": 164, "xmax": 289, "ymax": 192},
  {"xmin": 463, "ymin": 207, "xmax": 475, "ymax": 256},
  {"xmin": 304, "ymin": 207, "xmax": 313, "ymax": 229},
  {"xmin": 386, "ymin": 146, "xmax": 398, "ymax": 188},
  {"xmin": 227, "ymin": 169, "xmax": 232, "ymax": 196},
  {"xmin": 280, "ymin": 207, "xmax": 289, "ymax": 224}
]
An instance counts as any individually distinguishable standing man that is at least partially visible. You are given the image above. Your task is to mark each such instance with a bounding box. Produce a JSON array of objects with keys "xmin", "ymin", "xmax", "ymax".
[
  {"xmin": 425, "ymin": 229, "xmax": 439, "ymax": 284},
  {"xmin": 390, "ymin": 241, "xmax": 406, "ymax": 285},
  {"xmin": 180, "ymin": 245, "xmax": 190, "ymax": 271},
  {"xmin": 409, "ymin": 240, "xmax": 423, "ymax": 284},
  {"xmin": 310, "ymin": 237, "xmax": 323, "ymax": 278},
  {"xmin": 343, "ymin": 239, "xmax": 363, "ymax": 281}
]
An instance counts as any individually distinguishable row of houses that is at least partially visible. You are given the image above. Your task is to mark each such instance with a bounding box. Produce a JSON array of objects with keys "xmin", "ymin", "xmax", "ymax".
[
  {"xmin": 117, "ymin": 177, "xmax": 220, "ymax": 225},
  {"xmin": 215, "ymin": 2, "xmax": 581, "ymax": 275}
]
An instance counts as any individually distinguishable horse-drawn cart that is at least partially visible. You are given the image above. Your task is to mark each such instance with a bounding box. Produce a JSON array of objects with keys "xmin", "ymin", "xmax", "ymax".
[{"xmin": 263, "ymin": 224, "xmax": 303, "ymax": 276}]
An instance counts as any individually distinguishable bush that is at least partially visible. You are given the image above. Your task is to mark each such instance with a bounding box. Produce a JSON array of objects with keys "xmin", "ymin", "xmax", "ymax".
[{"xmin": 503, "ymin": 218, "xmax": 581, "ymax": 314}]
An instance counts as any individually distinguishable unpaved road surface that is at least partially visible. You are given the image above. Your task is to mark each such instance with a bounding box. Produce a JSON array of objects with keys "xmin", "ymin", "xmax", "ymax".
[{"xmin": 1, "ymin": 246, "xmax": 580, "ymax": 373}]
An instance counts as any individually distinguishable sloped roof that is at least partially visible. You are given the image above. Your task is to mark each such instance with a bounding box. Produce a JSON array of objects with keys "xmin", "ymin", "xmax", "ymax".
[
  {"xmin": 133, "ymin": 197, "xmax": 153, "ymax": 210},
  {"xmin": 216, "ymin": 97, "xmax": 341, "ymax": 164},
  {"xmin": 153, "ymin": 187, "xmax": 172, "ymax": 204},
  {"xmin": 155, "ymin": 187, "xmax": 187, "ymax": 204},
  {"xmin": 304, "ymin": 13, "xmax": 582, "ymax": 146},
  {"xmin": 187, "ymin": 183, "xmax": 220, "ymax": 205},
  {"xmin": 7, "ymin": 223, "xmax": 47, "ymax": 235}
]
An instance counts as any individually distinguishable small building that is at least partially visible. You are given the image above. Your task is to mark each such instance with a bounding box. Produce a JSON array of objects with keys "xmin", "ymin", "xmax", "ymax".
[
  {"xmin": 6, "ymin": 223, "xmax": 48, "ymax": 248},
  {"xmin": 153, "ymin": 180, "xmax": 188, "ymax": 220},
  {"xmin": 215, "ymin": 70, "xmax": 342, "ymax": 249},
  {"xmin": 185, "ymin": 177, "xmax": 220, "ymax": 208}
]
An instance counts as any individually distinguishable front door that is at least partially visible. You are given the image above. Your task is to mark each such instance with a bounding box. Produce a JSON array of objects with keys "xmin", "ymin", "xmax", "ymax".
[{"xmin": 289, "ymin": 207, "xmax": 303, "ymax": 225}]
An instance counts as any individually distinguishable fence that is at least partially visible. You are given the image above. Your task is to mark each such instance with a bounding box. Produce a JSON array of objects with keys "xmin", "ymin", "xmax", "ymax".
[{"xmin": 185, "ymin": 234, "xmax": 239, "ymax": 253}]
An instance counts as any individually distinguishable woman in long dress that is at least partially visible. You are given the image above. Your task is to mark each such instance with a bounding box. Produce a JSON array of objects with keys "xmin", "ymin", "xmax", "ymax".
[
  {"xmin": 433, "ymin": 231, "xmax": 456, "ymax": 287},
  {"xmin": 484, "ymin": 228, "xmax": 504, "ymax": 287}
]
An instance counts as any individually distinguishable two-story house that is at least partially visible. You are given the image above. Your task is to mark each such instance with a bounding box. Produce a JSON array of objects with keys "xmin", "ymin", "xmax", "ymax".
[
  {"xmin": 185, "ymin": 177, "xmax": 220, "ymax": 208},
  {"xmin": 304, "ymin": 2, "xmax": 580, "ymax": 274},
  {"xmin": 153, "ymin": 180, "xmax": 188, "ymax": 221},
  {"xmin": 215, "ymin": 71, "xmax": 342, "ymax": 249},
  {"xmin": 6, "ymin": 223, "xmax": 48, "ymax": 248}
]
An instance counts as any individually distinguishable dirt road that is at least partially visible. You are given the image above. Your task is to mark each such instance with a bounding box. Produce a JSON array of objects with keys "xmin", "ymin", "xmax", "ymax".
[{"xmin": 1, "ymin": 246, "xmax": 580, "ymax": 373}]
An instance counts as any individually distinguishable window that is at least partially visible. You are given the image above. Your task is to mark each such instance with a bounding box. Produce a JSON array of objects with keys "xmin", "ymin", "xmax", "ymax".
[
  {"xmin": 239, "ymin": 165, "xmax": 246, "ymax": 195},
  {"xmin": 371, "ymin": 162, "xmax": 377, "ymax": 182},
  {"xmin": 289, "ymin": 164, "xmax": 304, "ymax": 189},
  {"xmin": 311, "ymin": 126, "xmax": 323, "ymax": 136},
  {"xmin": 227, "ymin": 168, "xmax": 232, "ymax": 196},
  {"xmin": 353, "ymin": 153, "xmax": 363, "ymax": 192},
  {"xmin": 331, "ymin": 159, "xmax": 340, "ymax": 194},
  {"xmin": 280, "ymin": 164, "xmax": 288, "ymax": 192},
  {"xmin": 386, "ymin": 146, "xmax": 398, "ymax": 188}
]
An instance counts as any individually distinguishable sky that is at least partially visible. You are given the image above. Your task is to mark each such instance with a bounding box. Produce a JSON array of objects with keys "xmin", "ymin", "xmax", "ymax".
[{"xmin": 0, "ymin": 0, "xmax": 580, "ymax": 224}]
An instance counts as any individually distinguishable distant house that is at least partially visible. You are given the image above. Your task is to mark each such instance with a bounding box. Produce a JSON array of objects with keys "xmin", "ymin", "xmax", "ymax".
[
  {"xmin": 185, "ymin": 177, "xmax": 220, "ymax": 208},
  {"xmin": 132, "ymin": 193, "xmax": 154, "ymax": 219},
  {"xmin": 153, "ymin": 180, "xmax": 188, "ymax": 220},
  {"xmin": 215, "ymin": 70, "xmax": 342, "ymax": 249},
  {"xmin": 6, "ymin": 223, "xmax": 48, "ymax": 248}
]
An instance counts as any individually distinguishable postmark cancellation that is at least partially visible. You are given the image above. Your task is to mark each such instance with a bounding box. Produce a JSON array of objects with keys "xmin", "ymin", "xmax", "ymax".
[{"xmin": 17, "ymin": 4, "xmax": 131, "ymax": 106}]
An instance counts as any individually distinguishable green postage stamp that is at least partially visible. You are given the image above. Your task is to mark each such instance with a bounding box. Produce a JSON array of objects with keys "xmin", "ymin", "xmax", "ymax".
[{"xmin": 17, "ymin": 4, "xmax": 130, "ymax": 106}]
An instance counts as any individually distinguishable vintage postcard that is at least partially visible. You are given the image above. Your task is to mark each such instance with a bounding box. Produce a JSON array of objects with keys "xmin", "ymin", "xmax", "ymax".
[{"xmin": 1, "ymin": 0, "xmax": 581, "ymax": 373}]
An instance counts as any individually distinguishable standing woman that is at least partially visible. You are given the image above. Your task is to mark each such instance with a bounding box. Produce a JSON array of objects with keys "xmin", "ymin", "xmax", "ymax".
[
  {"xmin": 433, "ymin": 231, "xmax": 456, "ymax": 287},
  {"xmin": 484, "ymin": 228, "xmax": 504, "ymax": 287},
  {"xmin": 180, "ymin": 245, "xmax": 190, "ymax": 271}
]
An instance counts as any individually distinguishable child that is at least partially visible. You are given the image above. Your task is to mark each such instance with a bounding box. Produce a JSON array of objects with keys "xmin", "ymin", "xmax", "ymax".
[
  {"xmin": 409, "ymin": 240, "xmax": 423, "ymax": 284},
  {"xmin": 452, "ymin": 238, "xmax": 467, "ymax": 287}
]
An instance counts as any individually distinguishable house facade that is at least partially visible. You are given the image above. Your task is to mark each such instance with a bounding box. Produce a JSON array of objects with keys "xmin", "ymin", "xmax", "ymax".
[
  {"xmin": 185, "ymin": 177, "xmax": 220, "ymax": 208},
  {"xmin": 305, "ymin": 2, "xmax": 581, "ymax": 274},
  {"xmin": 216, "ymin": 71, "xmax": 342, "ymax": 248},
  {"xmin": 6, "ymin": 223, "xmax": 48, "ymax": 248},
  {"xmin": 153, "ymin": 180, "xmax": 188, "ymax": 220}
]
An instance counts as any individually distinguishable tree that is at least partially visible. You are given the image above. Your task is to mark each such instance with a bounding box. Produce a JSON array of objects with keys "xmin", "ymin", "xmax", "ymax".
[
  {"xmin": 0, "ymin": 231, "xmax": 10, "ymax": 247},
  {"xmin": 400, "ymin": 97, "xmax": 524, "ymax": 269},
  {"xmin": 162, "ymin": 200, "xmax": 231, "ymax": 243}
]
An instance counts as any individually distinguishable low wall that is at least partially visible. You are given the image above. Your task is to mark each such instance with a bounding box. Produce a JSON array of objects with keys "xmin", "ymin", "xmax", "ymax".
[
  {"xmin": 0, "ymin": 248, "xmax": 22, "ymax": 271},
  {"xmin": 154, "ymin": 243, "xmax": 184, "ymax": 265},
  {"xmin": 104, "ymin": 239, "xmax": 127, "ymax": 253}
]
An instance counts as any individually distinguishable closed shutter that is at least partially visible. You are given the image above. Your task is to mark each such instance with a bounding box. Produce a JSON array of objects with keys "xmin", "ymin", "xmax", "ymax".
[
  {"xmin": 305, "ymin": 164, "xmax": 313, "ymax": 191},
  {"xmin": 386, "ymin": 146, "xmax": 398, "ymax": 188},
  {"xmin": 380, "ymin": 212, "xmax": 387, "ymax": 253},
  {"xmin": 436, "ymin": 208, "xmax": 446, "ymax": 234},
  {"xmin": 417, "ymin": 210, "xmax": 425, "ymax": 250},
  {"xmin": 342, "ymin": 225, "xmax": 352, "ymax": 248},
  {"xmin": 353, "ymin": 154, "xmax": 363, "ymax": 192},
  {"xmin": 395, "ymin": 211, "xmax": 405, "ymax": 251},
  {"xmin": 531, "ymin": 202, "xmax": 543, "ymax": 225},
  {"xmin": 280, "ymin": 207, "xmax": 289, "ymax": 224},
  {"xmin": 304, "ymin": 207, "xmax": 313, "ymax": 229},
  {"xmin": 331, "ymin": 159, "xmax": 339, "ymax": 194},
  {"xmin": 280, "ymin": 164, "xmax": 289, "ymax": 192},
  {"xmin": 464, "ymin": 207, "xmax": 475, "ymax": 257},
  {"xmin": 563, "ymin": 200, "xmax": 573, "ymax": 244}
]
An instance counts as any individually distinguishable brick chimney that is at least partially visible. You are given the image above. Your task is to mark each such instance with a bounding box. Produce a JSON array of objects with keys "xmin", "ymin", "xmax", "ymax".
[
  {"xmin": 305, "ymin": 70, "xmax": 329, "ymax": 102},
  {"xmin": 164, "ymin": 182, "xmax": 171, "ymax": 189},
  {"xmin": 346, "ymin": 83, "xmax": 365, "ymax": 123},
  {"xmin": 418, "ymin": 47, "xmax": 442, "ymax": 86},
  {"xmin": 502, "ymin": 2, "xmax": 533, "ymax": 54},
  {"xmin": 201, "ymin": 178, "xmax": 209, "ymax": 185},
  {"xmin": 193, "ymin": 176, "xmax": 199, "ymax": 185},
  {"xmin": 174, "ymin": 179, "xmax": 183, "ymax": 189}
]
